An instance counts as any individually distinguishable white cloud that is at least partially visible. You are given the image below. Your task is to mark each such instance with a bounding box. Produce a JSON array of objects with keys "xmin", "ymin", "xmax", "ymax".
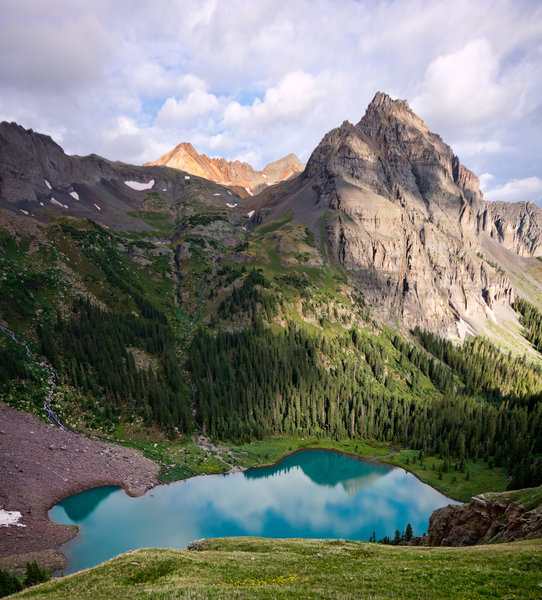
[
  {"xmin": 1, "ymin": 0, "xmax": 541, "ymax": 183},
  {"xmin": 412, "ymin": 39, "xmax": 520, "ymax": 135},
  {"xmin": 454, "ymin": 140, "xmax": 503, "ymax": 157},
  {"xmin": 479, "ymin": 173, "xmax": 495, "ymax": 192},
  {"xmin": 222, "ymin": 70, "xmax": 322, "ymax": 130},
  {"xmin": 483, "ymin": 176, "xmax": 542, "ymax": 204},
  {"xmin": 156, "ymin": 90, "xmax": 222, "ymax": 126},
  {"xmin": 0, "ymin": 4, "xmax": 114, "ymax": 91}
]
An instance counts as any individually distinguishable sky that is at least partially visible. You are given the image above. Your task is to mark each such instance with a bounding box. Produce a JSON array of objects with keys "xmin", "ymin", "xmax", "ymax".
[{"xmin": 1, "ymin": 0, "xmax": 542, "ymax": 204}]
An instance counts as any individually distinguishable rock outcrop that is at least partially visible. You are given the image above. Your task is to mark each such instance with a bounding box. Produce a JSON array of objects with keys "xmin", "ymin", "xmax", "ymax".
[
  {"xmin": 478, "ymin": 200, "xmax": 542, "ymax": 257},
  {"xmin": 420, "ymin": 494, "xmax": 542, "ymax": 546},
  {"xmin": 145, "ymin": 142, "xmax": 304, "ymax": 195},
  {"xmin": 249, "ymin": 92, "xmax": 540, "ymax": 336}
]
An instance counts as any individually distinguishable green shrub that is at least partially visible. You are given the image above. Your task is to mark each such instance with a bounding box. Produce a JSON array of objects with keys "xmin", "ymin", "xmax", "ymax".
[
  {"xmin": 24, "ymin": 560, "xmax": 49, "ymax": 586},
  {"xmin": 0, "ymin": 569, "xmax": 22, "ymax": 597}
]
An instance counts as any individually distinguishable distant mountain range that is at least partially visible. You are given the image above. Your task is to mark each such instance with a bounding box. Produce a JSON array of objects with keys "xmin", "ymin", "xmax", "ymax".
[
  {"xmin": 144, "ymin": 142, "xmax": 304, "ymax": 196},
  {"xmin": 2, "ymin": 93, "xmax": 542, "ymax": 344}
]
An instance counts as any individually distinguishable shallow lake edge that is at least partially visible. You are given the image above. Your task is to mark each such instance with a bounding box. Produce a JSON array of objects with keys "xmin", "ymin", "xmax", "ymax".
[{"xmin": 49, "ymin": 445, "xmax": 461, "ymax": 575}]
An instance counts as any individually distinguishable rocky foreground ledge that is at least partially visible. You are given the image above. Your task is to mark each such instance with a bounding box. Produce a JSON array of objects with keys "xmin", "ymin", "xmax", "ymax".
[
  {"xmin": 0, "ymin": 403, "xmax": 159, "ymax": 571},
  {"xmin": 412, "ymin": 491, "xmax": 542, "ymax": 547}
]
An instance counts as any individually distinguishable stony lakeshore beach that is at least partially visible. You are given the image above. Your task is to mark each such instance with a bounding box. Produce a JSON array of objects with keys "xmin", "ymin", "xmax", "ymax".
[{"xmin": 0, "ymin": 403, "xmax": 159, "ymax": 572}]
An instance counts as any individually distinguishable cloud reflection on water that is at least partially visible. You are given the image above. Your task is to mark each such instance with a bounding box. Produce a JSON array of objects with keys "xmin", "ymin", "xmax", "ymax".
[{"xmin": 50, "ymin": 450, "xmax": 456, "ymax": 573}]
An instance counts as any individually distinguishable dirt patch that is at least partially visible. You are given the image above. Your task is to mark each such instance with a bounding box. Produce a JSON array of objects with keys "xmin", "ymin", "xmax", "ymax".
[
  {"xmin": 0, "ymin": 403, "xmax": 159, "ymax": 570},
  {"xmin": 193, "ymin": 432, "xmax": 242, "ymax": 472}
]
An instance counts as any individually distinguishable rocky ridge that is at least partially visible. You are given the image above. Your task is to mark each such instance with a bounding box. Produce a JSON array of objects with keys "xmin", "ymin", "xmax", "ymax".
[
  {"xmin": 0, "ymin": 121, "xmax": 245, "ymax": 231},
  {"xmin": 248, "ymin": 92, "xmax": 542, "ymax": 337},
  {"xmin": 145, "ymin": 142, "xmax": 304, "ymax": 196},
  {"xmin": 3, "ymin": 96, "xmax": 542, "ymax": 340}
]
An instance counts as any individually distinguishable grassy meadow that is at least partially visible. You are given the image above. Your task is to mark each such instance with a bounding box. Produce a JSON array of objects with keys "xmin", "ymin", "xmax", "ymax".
[{"xmin": 12, "ymin": 537, "xmax": 542, "ymax": 600}]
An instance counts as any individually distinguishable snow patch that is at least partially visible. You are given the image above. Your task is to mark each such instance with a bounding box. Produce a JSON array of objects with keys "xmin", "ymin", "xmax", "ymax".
[
  {"xmin": 124, "ymin": 179, "xmax": 155, "ymax": 191},
  {"xmin": 247, "ymin": 210, "xmax": 255, "ymax": 218},
  {"xmin": 20, "ymin": 209, "xmax": 29, "ymax": 216},
  {"xmin": 185, "ymin": 175, "xmax": 191, "ymax": 180},
  {"xmin": 44, "ymin": 179, "xmax": 52, "ymax": 190},
  {"xmin": 262, "ymin": 174, "xmax": 267, "ymax": 179},
  {"xmin": 162, "ymin": 188, "xmax": 167, "ymax": 191},
  {"xmin": 226, "ymin": 203, "xmax": 238, "ymax": 208},
  {"xmin": 94, "ymin": 203, "xmax": 102, "ymax": 211},
  {"xmin": 245, "ymin": 187, "xmax": 254, "ymax": 197},
  {"xmin": 50, "ymin": 197, "xmax": 68, "ymax": 209},
  {"xmin": 213, "ymin": 193, "xmax": 221, "ymax": 196},
  {"xmin": 0, "ymin": 510, "xmax": 25, "ymax": 528},
  {"xmin": 227, "ymin": 191, "xmax": 232, "ymax": 195},
  {"xmin": 69, "ymin": 191, "xmax": 80, "ymax": 200},
  {"xmin": 39, "ymin": 202, "xmax": 44, "ymax": 206}
]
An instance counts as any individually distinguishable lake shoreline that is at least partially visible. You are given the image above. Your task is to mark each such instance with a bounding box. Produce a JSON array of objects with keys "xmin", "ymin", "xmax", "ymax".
[
  {"xmin": 0, "ymin": 403, "xmax": 159, "ymax": 572},
  {"xmin": 242, "ymin": 444, "xmax": 461, "ymax": 504},
  {"xmin": 51, "ymin": 447, "xmax": 457, "ymax": 574},
  {"xmin": 0, "ymin": 404, "xmax": 461, "ymax": 573}
]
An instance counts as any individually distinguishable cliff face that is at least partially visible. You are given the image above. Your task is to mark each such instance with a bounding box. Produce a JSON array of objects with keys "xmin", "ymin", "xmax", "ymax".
[
  {"xmin": 421, "ymin": 494, "xmax": 542, "ymax": 547},
  {"xmin": 478, "ymin": 200, "xmax": 542, "ymax": 257},
  {"xmin": 252, "ymin": 93, "xmax": 541, "ymax": 337},
  {"xmin": 145, "ymin": 143, "xmax": 304, "ymax": 195}
]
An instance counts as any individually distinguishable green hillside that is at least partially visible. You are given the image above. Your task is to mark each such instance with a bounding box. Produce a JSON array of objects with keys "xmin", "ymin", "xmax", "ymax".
[
  {"xmin": 1, "ymin": 204, "xmax": 541, "ymax": 495},
  {"xmin": 11, "ymin": 537, "xmax": 542, "ymax": 600}
]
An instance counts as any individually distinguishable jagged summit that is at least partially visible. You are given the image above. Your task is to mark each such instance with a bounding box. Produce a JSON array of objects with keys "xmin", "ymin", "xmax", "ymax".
[
  {"xmin": 145, "ymin": 143, "xmax": 304, "ymax": 195},
  {"xmin": 304, "ymin": 91, "xmax": 482, "ymax": 211},
  {"xmin": 360, "ymin": 91, "xmax": 429, "ymax": 133},
  {"xmin": 365, "ymin": 91, "xmax": 412, "ymax": 113},
  {"xmin": 2, "ymin": 110, "xmax": 542, "ymax": 342},
  {"xmin": 251, "ymin": 93, "xmax": 542, "ymax": 339}
]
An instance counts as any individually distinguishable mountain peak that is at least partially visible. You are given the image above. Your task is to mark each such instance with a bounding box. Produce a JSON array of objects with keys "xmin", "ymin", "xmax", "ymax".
[
  {"xmin": 360, "ymin": 92, "xmax": 428, "ymax": 133},
  {"xmin": 145, "ymin": 144, "xmax": 304, "ymax": 194},
  {"xmin": 176, "ymin": 142, "xmax": 197, "ymax": 154},
  {"xmin": 367, "ymin": 91, "xmax": 411, "ymax": 112},
  {"xmin": 266, "ymin": 94, "xmax": 518, "ymax": 336}
]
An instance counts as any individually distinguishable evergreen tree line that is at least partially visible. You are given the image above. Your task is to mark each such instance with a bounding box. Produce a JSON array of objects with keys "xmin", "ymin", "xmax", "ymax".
[
  {"xmin": 0, "ymin": 341, "xmax": 27, "ymax": 386},
  {"xmin": 37, "ymin": 298, "xmax": 192, "ymax": 435},
  {"xmin": 514, "ymin": 297, "xmax": 542, "ymax": 353},
  {"xmin": 409, "ymin": 327, "xmax": 542, "ymax": 403},
  {"xmin": 188, "ymin": 318, "xmax": 541, "ymax": 489},
  {"xmin": 373, "ymin": 522, "xmax": 413, "ymax": 545},
  {"xmin": 217, "ymin": 269, "xmax": 278, "ymax": 321}
]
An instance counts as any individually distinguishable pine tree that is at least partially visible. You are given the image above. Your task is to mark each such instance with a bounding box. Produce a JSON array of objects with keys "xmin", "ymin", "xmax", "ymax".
[
  {"xmin": 23, "ymin": 561, "xmax": 49, "ymax": 586},
  {"xmin": 0, "ymin": 569, "xmax": 23, "ymax": 596}
]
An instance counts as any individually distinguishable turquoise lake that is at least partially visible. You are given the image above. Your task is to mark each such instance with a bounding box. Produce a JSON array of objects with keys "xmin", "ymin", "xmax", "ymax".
[{"xmin": 49, "ymin": 449, "xmax": 456, "ymax": 573}]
